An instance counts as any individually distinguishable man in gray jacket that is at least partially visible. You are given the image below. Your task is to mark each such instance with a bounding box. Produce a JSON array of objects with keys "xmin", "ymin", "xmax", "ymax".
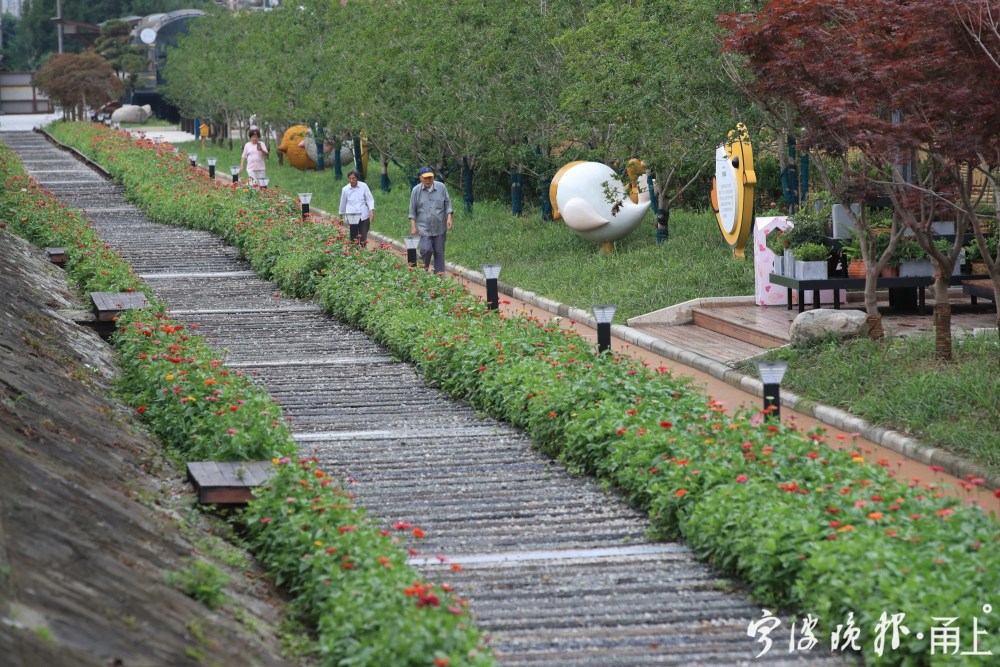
[{"xmin": 408, "ymin": 166, "xmax": 453, "ymax": 274}]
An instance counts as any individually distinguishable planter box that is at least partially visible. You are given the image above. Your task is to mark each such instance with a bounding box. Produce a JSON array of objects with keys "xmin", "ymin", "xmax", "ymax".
[
  {"xmin": 832, "ymin": 203, "xmax": 861, "ymax": 239},
  {"xmin": 784, "ymin": 250, "xmax": 795, "ymax": 277},
  {"xmin": 772, "ymin": 256, "xmax": 783, "ymax": 275},
  {"xmin": 898, "ymin": 259, "xmax": 933, "ymax": 277},
  {"xmin": 796, "ymin": 260, "xmax": 829, "ymax": 281}
]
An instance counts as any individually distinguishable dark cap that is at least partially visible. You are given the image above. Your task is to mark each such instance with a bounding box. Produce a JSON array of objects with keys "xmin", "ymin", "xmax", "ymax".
[{"xmin": 418, "ymin": 166, "xmax": 435, "ymax": 179}]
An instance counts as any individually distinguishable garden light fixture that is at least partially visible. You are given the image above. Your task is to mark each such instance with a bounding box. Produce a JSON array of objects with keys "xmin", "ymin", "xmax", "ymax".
[
  {"xmin": 756, "ymin": 360, "xmax": 789, "ymax": 420},
  {"xmin": 230, "ymin": 166, "xmax": 240, "ymax": 183},
  {"xmin": 482, "ymin": 264, "xmax": 502, "ymax": 310},
  {"xmin": 188, "ymin": 153, "xmax": 198, "ymax": 167},
  {"xmin": 404, "ymin": 235, "xmax": 420, "ymax": 266},
  {"xmin": 258, "ymin": 177, "xmax": 269, "ymax": 188},
  {"xmin": 299, "ymin": 192, "xmax": 312, "ymax": 219},
  {"xmin": 207, "ymin": 157, "xmax": 217, "ymax": 179},
  {"xmin": 592, "ymin": 305, "xmax": 616, "ymax": 354}
]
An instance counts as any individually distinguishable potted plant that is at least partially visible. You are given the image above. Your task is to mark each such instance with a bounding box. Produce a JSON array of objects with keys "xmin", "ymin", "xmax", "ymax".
[
  {"xmin": 965, "ymin": 231, "xmax": 996, "ymax": 275},
  {"xmin": 841, "ymin": 234, "xmax": 865, "ymax": 278},
  {"xmin": 896, "ymin": 238, "xmax": 931, "ymax": 277},
  {"xmin": 792, "ymin": 242, "xmax": 830, "ymax": 280},
  {"xmin": 765, "ymin": 228, "xmax": 788, "ymax": 275}
]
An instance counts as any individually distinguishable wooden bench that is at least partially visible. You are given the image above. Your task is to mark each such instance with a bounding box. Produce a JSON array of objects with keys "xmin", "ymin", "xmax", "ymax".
[
  {"xmin": 186, "ymin": 461, "xmax": 275, "ymax": 505},
  {"xmin": 90, "ymin": 291, "xmax": 150, "ymax": 321},
  {"xmin": 963, "ymin": 279, "xmax": 996, "ymax": 304}
]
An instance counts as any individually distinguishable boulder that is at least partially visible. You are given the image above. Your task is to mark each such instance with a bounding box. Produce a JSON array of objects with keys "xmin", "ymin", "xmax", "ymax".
[
  {"xmin": 790, "ymin": 308, "xmax": 871, "ymax": 346},
  {"xmin": 110, "ymin": 104, "xmax": 151, "ymax": 123}
]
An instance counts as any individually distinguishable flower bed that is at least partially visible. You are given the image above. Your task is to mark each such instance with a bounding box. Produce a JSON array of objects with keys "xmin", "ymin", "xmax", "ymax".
[
  {"xmin": 2, "ymin": 136, "xmax": 493, "ymax": 667},
  {"xmin": 46, "ymin": 123, "xmax": 999, "ymax": 666}
]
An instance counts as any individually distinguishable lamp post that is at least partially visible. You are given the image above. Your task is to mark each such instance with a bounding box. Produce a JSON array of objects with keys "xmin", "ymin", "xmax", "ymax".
[
  {"xmin": 344, "ymin": 212, "xmax": 361, "ymax": 244},
  {"xmin": 172, "ymin": 146, "xmax": 179, "ymax": 154},
  {"xmin": 188, "ymin": 153, "xmax": 198, "ymax": 168},
  {"xmin": 592, "ymin": 305, "xmax": 616, "ymax": 354},
  {"xmin": 258, "ymin": 177, "xmax": 269, "ymax": 189},
  {"xmin": 404, "ymin": 235, "xmax": 420, "ymax": 266},
  {"xmin": 482, "ymin": 264, "xmax": 502, "ymax": 311},
  {"xmin": 230, "ymin": 166, "xmax": 240, "ymax": 183},
  {"xmin": 298, "ymin": 192, "xmax": 312, "ymax": 220},
  {"xmin": 97, "ymin": 113, "xmax": 104, "ymax": 124},
  {"xmin": 207, "ymin": 157, "xmax": 217, "ymax": 179},
  {"xmin": 755, "ymin": 360, "xmax": 789, "ymax": 420}
]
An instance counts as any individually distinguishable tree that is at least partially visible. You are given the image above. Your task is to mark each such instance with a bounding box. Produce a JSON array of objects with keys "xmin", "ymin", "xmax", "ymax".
[
  {"xmin": 94, "ymin": 20, "xmax": 147, "ymax": 92},
  {"xmin": 721, "ymin": 0, "xmax": 1000, "ymax": 356},
  {"xmin": 34, "ymin": 51, "xmax": 122, "ymax": 119},
  {"xmin": 559, "ymin": 0, "xmax": 762, "ymax": 239}
]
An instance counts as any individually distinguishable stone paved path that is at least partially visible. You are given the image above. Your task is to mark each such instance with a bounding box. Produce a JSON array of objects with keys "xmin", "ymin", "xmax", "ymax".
[{"xmin": 4, "ymin": 131, "xmax": 856, "ymax": 666}]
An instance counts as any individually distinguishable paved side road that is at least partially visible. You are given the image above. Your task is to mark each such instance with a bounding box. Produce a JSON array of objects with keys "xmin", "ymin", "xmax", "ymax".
[{"xmin": 3, "ymin": 131, "xmax": 857, "ymax": 666}]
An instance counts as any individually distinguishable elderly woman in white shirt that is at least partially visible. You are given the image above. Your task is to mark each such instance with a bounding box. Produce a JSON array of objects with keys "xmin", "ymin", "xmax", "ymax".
[{"xmin": 337, "ymin": 169, "xmax": 376, "ymax": 246}]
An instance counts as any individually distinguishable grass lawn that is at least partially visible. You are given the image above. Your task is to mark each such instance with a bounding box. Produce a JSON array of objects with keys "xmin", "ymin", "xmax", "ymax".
[
  {"xmin": 172, "ymin": 138, "xmax": 1000, "ymax": 473},
  {"xmin": 172, "ymin": 139, "xmax": 754, "ymax": 322},
  {"xmin": 735, "ymin": 334, "xmax": 1000, "ymax": 474}
]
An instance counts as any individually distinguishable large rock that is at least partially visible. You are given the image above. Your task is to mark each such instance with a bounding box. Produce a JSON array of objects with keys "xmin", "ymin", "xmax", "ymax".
[
  {"xmin": 110, "ymin": 104, "xmax": 152, "ymax": 123},
  {"xmin": 790, "ymin": 308, "xmax": 872, "ymax": 346}
]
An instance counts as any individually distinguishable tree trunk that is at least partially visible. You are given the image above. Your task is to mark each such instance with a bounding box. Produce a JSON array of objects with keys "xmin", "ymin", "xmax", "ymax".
[
  {"xmin": 656, "ymin": 183, "xmax": 671, "ymax": 242},
  {"xmin": 380, "ymin": 154, "xmax": 391, "ymax": 193},
  {"xmin": 462, "ymin": 156, "xmax": 474, "ymax": 213},
  {"xmin": 863, "ymin": 262, "xmax": 885, "ymax": 339},
  {"xmin": 932, "ymin": 277, "xmax": 952, "ymax": 361},
  {"xmin": 511, "ymin": 163, "xmax": 522, "ymax": 216}
]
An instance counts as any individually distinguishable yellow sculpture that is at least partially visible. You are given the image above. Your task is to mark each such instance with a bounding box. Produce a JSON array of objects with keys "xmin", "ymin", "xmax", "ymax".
[
  {"xmin": 277, "ymin": 125, "xmax": 316, "ymax": 170},
  {"xmin": 711, "ymin": 123, "xmax": 756, "ymax": 258}
]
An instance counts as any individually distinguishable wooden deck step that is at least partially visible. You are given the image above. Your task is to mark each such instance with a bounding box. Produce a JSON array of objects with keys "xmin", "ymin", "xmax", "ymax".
[
  {"xmin": 691, "ymin": 308, "xmax": 789, "ymax": 349},
  {"xmin": 631, "ymin": 322, "xmax": 769, "ymax": 364},
  {"xmin": 186, "ymin": 461, "xmax": 274, "ymax": 505}
]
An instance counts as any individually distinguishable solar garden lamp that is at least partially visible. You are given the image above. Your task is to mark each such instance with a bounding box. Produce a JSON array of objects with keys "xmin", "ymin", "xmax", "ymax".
[
  {"xmin": 104, "ymin": 117, "xmax": 112, "ymax": 127},
  {"xmin": 207, "ymin": 157, "xmax": 217, "ymax": 179},
  {"xmin": 404, "ymin": 235, "xmax": 420, "ymax": 266},
  {"xmin": 592, "ymin": 305, "xmax": 617, "ymax": 354},
  {"xmin": 230, "ymin": 166, "xmax": 240, "ymax": 183},
  {"xmin": 344, "ymin": 212, "xmax": 361, "ymax": 243},
  {"xmin": 258, "ymin": 177, "xmax": 269, "ymax": 189},
  {"xmin": 756, "ymin": 360, "xmax": 789, "ymax": 421},
  {"xmin": 481, "ymin": 264, "xmax": 502, "ymax": 311},
  {"xmin": 298, "ymin": 192, "xmax": 312, "ymax": 219},
  {"xmin": 113, "ymin": 122, "xmax": 121, "ymax": 130},
  {"xmin": 97, "ymin": 113, "xmax": 105, "ymax": 123},
  {"xmin": 172, "ymin": 146, "xmax": 179, "ymax": 154},
  {"xmin": 188, "ymin": 153, "xmax": 198, "ymax": 167}
]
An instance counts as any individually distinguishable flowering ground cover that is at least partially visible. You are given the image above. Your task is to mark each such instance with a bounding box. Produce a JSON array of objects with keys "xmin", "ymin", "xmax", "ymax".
[
  {"xmin": 45, "ymin": 123, "xmax": 1000, "ymax": 665},
  {"xmin": 0, "ymin": 138, "xmax": 493, "ymax": 667}
]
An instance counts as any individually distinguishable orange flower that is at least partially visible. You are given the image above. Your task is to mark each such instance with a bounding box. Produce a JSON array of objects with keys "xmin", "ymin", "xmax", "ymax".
[
  {"xmin": 868, "ymin": 512, "xmax": 884, "ymax": 520},
  {"xmin": 413, "ymin": 528, "xmax": 426, "ymax": 538},
  {"xmin": 674, "ymin": 489, "xmax": 688, "ymax": 497}
]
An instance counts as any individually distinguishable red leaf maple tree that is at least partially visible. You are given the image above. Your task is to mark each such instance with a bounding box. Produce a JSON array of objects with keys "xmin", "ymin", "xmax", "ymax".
[{"xmin": 720, "ymin": 0, "xmax": 1000, "ymax": 355}]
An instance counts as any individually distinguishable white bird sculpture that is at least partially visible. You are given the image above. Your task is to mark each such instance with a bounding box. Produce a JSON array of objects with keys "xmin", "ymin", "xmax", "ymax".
[{"xmin": 550, "ymin": 161, "xmax": 651, "ymax": 250}]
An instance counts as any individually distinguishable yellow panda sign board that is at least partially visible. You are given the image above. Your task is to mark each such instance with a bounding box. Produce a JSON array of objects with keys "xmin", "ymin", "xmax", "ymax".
[{"xmin": 711, "ymin": 124, "xmax": 756, "ymax": 258}]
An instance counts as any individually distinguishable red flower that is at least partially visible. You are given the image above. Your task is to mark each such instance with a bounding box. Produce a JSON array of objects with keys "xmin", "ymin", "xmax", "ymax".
[
  {"xmin": 434, "ymin": 659, "xmax": 451, "ymax": 666},
  {"xmin": 659, "ymin": 421, "xmax": 672, "ymax": 429},
  {"xmin": 260, "ymin": 517, "xmax": 271, "ymax": 524},
  {"xmin": 674, "ymin": 489, "xmax": 687, "ymax": 497},
  {"xmin": 735, "ymin": 474, "xmax": 748, "ymax": 483},
  {"xmin": 136, "ymin": 405, "xmax": 146, "ymax": 413},
  {"xmin": 616, "ymin": 427, "xmax": 627, "ymax": 436},
  {"xmin": 413, "ymin": 528, "xmax": 426, "ymax": 538}
]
